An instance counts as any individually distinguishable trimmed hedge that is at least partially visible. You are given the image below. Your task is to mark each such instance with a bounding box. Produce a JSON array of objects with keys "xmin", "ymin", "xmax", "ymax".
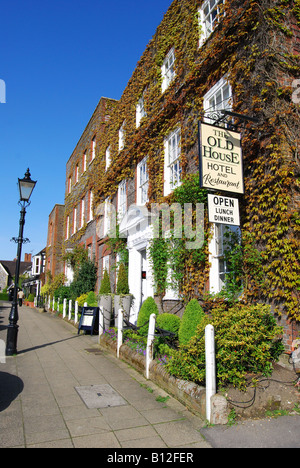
[
  {"xmin": 137, "ymin": 297, "xmax": 159, "ymax": 336},
  {"xmin": 178, "ymin": 299, "xmax": 205, "ymax": 346}
]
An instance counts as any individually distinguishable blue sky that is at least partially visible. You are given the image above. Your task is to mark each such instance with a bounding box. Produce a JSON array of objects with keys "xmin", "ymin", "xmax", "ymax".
[{"xmin": 0, "ymin": 0, "xmax": 172, "ymax": 261}]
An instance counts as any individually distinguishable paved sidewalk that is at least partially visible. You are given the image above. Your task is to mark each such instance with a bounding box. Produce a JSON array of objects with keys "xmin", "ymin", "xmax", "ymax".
[{"xmin": 0, "ymin": 302, "xmax": 210, "ymax": 449}]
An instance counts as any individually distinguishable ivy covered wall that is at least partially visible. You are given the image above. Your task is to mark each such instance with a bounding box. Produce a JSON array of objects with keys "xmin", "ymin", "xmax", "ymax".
[{"xmin": 61, "ymin": 0, "xmax": 300, "ymax": 349}]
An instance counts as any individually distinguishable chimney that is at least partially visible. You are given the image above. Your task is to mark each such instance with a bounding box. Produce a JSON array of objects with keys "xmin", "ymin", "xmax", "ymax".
[{"xmin": 24, "ymin": 253, "xmax": 32, "ymax": 262}]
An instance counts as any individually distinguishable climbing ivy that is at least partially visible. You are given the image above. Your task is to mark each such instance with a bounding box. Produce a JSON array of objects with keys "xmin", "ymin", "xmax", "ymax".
[{"xmin": 66, "ymin": 0, "xmax": 299, "ymax": 322}]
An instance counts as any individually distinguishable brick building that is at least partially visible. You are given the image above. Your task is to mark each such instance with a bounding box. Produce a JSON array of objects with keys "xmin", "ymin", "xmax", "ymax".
[
  {"xmin": 48, "ymin": 0, "xmax": 300, "ymax": 350},
  {"xmin": 63, "ymin": 97, "xmax": 117, "ymax": 285},
  {"xmin": 46, "ymin": 204, "xmax": 65, "ymax": 279}
]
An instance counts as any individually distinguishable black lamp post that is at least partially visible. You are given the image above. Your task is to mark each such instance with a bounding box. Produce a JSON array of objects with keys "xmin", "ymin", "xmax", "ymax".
[{"xmin": 6, "ymin": 168, "xmax": 36, "ymax": 356}]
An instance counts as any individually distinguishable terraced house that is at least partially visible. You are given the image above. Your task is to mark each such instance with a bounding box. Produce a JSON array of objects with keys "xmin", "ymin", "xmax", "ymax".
[{"xmin": 47, "ymin": 0, "xmax": 300, "ymax": 351}]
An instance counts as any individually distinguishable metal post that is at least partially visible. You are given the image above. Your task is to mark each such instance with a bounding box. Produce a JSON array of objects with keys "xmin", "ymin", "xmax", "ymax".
[
  {"xmin": 205, "ymin": 324, "xmax": 216, "ymax": 423},
  {"xmin": 6, "ymin": 206, "xmax": 26, "ymax": 356}
]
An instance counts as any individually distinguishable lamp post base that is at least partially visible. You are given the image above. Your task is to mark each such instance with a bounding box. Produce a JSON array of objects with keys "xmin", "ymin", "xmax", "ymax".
[{"xmin": 6, "ymin": 324, "xmax": 19, "ymax": 356}]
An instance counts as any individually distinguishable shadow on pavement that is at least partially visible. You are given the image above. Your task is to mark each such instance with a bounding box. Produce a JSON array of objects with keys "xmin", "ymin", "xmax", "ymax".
[
  {"xmin": 19, "ymin": 334, "xmax": 81, "ymax": 354},
  {"xmin": 0, "ymin": 371, "xmax": 24, "ymax": 412}
]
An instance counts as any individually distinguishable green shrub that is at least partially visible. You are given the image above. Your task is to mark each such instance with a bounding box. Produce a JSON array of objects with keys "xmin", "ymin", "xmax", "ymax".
[
  {"xmin": 99, "ymin": 269, "xmax": 111, "ymax": 295},
  {"xmin": 178, "ymin": 299, "xmax": 205, "ymax": 346},
  {"xmin": 155, "ymin": 313, "xmax": 181, "ymax": 356},
  {"xmin": 166, "ymin": 303, "xmax": 284, "ymax": 389},
  {"xmin": 54, "ymin": 285, "xmax": 72, "ymax": 301},
  {"xmin": 86, "ymin": 291, "xmax": 98, "ymax": 306},
  {"xmin": 28, "ymin": 293, "xmax": 35, "ymax": 302},
  {"xmin": 116, "ymin": 263, "xmax": 129, "ymax": 295},
  {"xmin": 156, "ymin": 313, "xmax": 181, "ymax": 338},
  {"xmin": 76, "ymin": 293, "xmax": 88, "ymax": 307},
  {"xmin": 137, "ymin": 297, "xmax": 159, "ymax": 336},
  {"xmin": 71, "ymin": 259, "xmax": 97, "ymax": 297}
]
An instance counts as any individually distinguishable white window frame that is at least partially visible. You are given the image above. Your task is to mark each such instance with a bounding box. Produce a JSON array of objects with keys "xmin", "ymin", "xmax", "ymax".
[
  {"xmin": 66, "ymin": 215, "xmax": 70, "ymax": 240},
  {"xmin": 209, "ymin": 223, "xmax": 240, "ymax": 293},
  {"xmin": 137, "ymin": 157, "xmax": 149, "ymax": 205},
  {"xmin": 103, "ymin": 255, "xmax": 110, "ymax": 274},
  {"xmin": 68, "ymin": 176, "xmax": 72, "ymax": 194},
  {"xmin": 87, "ymin": 244, "xmax": 92, "ymax": 259},
  {"xmin": 83, "ymin": 152, "xmax": 87, "ymax": 172},
  {"xmin": 164, "ymin": 127, "xmax": 181, "ymax": 196},
  {"xmin": 73, "ymin": 207, "xmax": 77, "ymax": 234},
  {"xmin": 105, "ymin": 146, "xmax": 111, "ymax": 170},
  {"xmin": 91, "ymin": 137, "xmax": 96, "ymax": 160},
  {"xmin": 75, "ymin": 164, "xmax": 79, "ymax": 184},
  {"xmin": 119, "ymin": 121, "xmax": 125, "ymax": 152},
  {"xmin": 203, "ymin": 76, "xmax": 232, "ymax": 125},
  {"xmin": 34, "ymin": 257, "xmax": 40, "ymax": 275},
  {"xmin": 161, "ymin": 47, "xmax": 176, "ymax": 93},
  {"xmin": 89, "ymin": 189, "xmax": 94, "ymax": 221},
  {"xmin": 80, "ymin": 197, "xmax": 85, "ymax": 228},
  {"xmin": 199, "ymin": 0, "xmax": 225, "ymax": 46},
  {"xmin": 136, "ymin": 94, "xmax": 146, "ymax": 128},
  {"xmin": 118, "ymin": 179, "xmax": 127, "ymax": 221},
  {"xmin": 103, "ymin": 198, "xmax": 112, "ymax": 237}
]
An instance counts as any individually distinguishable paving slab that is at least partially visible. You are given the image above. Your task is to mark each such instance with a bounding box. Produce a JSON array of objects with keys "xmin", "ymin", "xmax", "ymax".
[
  {"xmin": 2, "ymin": 302, "xmax": 298, "ymax": 449},
  {"xmin": 0, "ymin": 302, "xmax": 210, "ymax": 449}
]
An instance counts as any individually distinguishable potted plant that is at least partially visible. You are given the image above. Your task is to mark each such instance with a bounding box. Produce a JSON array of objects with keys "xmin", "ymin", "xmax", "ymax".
[
  {"xmin": 26, "ymin": 293, "xmax": 35, "ymax": 307},
  {"xmin": 114, "ymin": 263, "xmax": 133, "ymax": 325},
  {"xmin": 99, "ymin": 269, "xmax": 113, "ymax": 330}
]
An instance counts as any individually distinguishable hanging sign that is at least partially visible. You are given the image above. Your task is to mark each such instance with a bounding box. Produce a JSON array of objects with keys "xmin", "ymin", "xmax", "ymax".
[
  {"xmin": 208, "ymin": 194, "xmax": 240, "ymax": 226},
  {"xmin": 199, "ymin": 123, "xmax": 244, "ymax": 194},
  {"xmin": 78, "ymin": 307, "xmax": 99, "ymax": 335}
]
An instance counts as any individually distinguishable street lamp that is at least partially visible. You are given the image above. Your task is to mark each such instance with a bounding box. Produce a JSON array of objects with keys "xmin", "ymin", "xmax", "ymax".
[{"xmin": 6, "ymin": 168, "xmax": 36, "ymax": 356}]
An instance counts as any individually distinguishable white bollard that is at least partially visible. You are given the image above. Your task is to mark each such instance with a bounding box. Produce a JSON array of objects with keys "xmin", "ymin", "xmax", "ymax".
[
  {"xmin": 205, "ymin": 324, "xmax": 216, "ymax": 423},
  {"xmin": 75, "ymin": 301, "xmax": 79, "ymax": 324},
  {"xmin": 146, "ymin": 313, "xmax": 156, "ymax": 380},
  {"xmin": 117, "ymin": 309, "xmax": 123, "ymax": 358},
  {"xmin": 68, "ymin": 300, "xmax": 72, "ymax": 320},
  {"xmin": 99, "ymin": 306, "xmax": 104, "ymax": 340},
  {"xmin": 63, "ymin": 298, "xmax": 67, "ymax": 318}
]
